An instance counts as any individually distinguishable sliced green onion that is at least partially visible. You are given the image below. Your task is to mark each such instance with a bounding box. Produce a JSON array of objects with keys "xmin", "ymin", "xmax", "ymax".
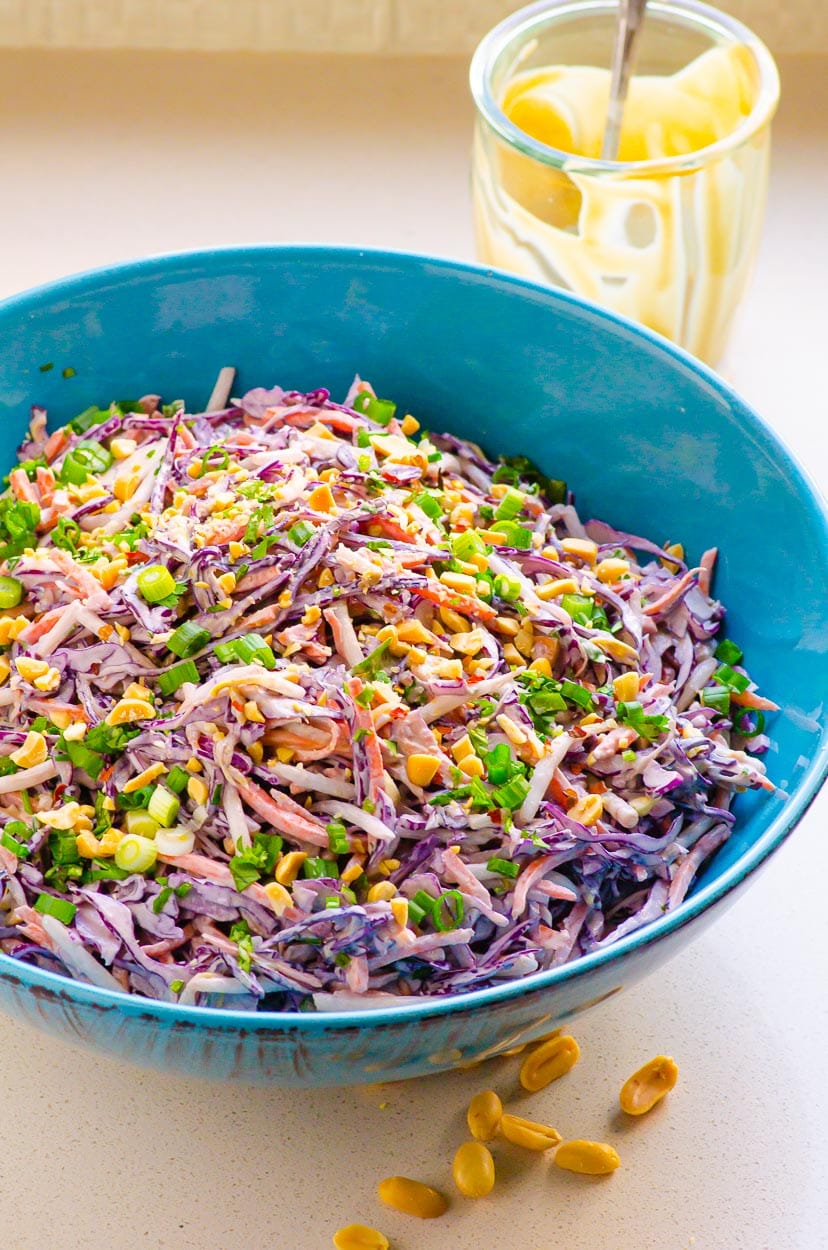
[
  {"xmin": 44, "ymin": 863, "xmax": 82, "ymax": 888},
  {"xmin": 352, "ymin": 638, "xmax": 392, "ymax": 679},
  {"xmin": 529, "ymin": 688, "xmax": 567, "ymax": 714},
  {"xmin": 353, "ymin": 393, "xmax": 396, "ymax": 426},
  {"xmin": 165, "ymin": 765, "xmax": 190, "ymax": 793},
  {"xmin": 287, "ymin": 520, "xmax": 314, "ymax": 547},
  {"xmin": 137, "ymin": 564, "xmax": 177, "ymax": 604},
  {"xmin": 147, "ymin": 786, "xmax": 180, "ymax": 827},
  {"xmin": 560, "ymin": 593, "xmax": 595, "ymax": 625},
  {"xmin": 484, "ymin": 742, "xmax": 514, "ymax": 787},
  {"xmin": 84, "ymin": 862, "xmax": 131, "ymax": 883},
  {"xmin": 302, "ymin": 856, "xmax": 331, "ymax": 879},
  {"xmin": 412, "ymin": 889, "xmax": 437, "ymax": 917},
  {"xmin": 70, "ymin": 406, "xmax": 108, "ymax": 434},
  {"xmin": 428, "ymin": 785, "xmax": 471, "ymax": 807},
  {"xmin": 714, "ymin": 638, "xmax": 744, "ymax": 665},
  {"xmin": 404, "ymin": 899, "xmax": 426, "ymax": 926},
  {"xmin": 486, "ymin": 856, "xmax": 520, "ymax": 879},
  {"xmin": 233, "ymin": 633, "xmax": 276, "ymax": 670},
  {"xmin": 158, "ymin": 659, "xmax": 199, "ymax": 696},
  {"xmin": 34, "ymin": 893, "xmax": 77, "ymax": 924},
  {"xmin": 494, "ymin": 487, "xmax": 525, "ymax": 522},
  {"xmin": 490, "ymin": 520, "xmax": 531, "ymax": 549},
  {"xmin": 451, "ymin": 531, "xmax": 486, "ymax": 562},
  {"xmin": 0, "ymin": 576, "xmax": 23, "ymax": 609},
  {"xmin": 1, "ymin": 826, "xmax": 29, "ymax": 858},
  {"xmin": 616, "ymin": 700, "xmax": 670, "ymax": 739},
  {"xmin": 324, "ymin": 896, "xmax": 341, "ymax": 909},
  {"xmin": 244, "ymin": 503, "xmax": 274, "ymax": 544},
  {"xmin": 411, "ymin": 491, "xmax": 443, "ymax": 521},
  {"xmin": 198, "ymin": 446, "xmax": 230, "ymax": 476},
  {"xmin": 116, "ymin": 786, "xmax": 154, "ymax": 811},
  {"xmin": 167, "ymin": 621, "xmax": 210, "ymax": 658},
  {"xmin": 490, "ymin": 775, "xmax": 531, "ymax": 811},
  {"xmin": 326, "ymin": 821, "xmax": 350, "ymax": 855},
  {"xmin": 713, "ymin": 664, "xmax": 751, "ymax": 694},
  {"xmin": 63, "ymin": 738, "xmax": 104, "ymax": 780},
  {"xmin": 214, "ymin": 640, "xmax": 237, "ymax": 664},
  {"xmin": 469, "ymin": 776, "xmax": 495, "ymax": 809},
  {"xmin": 48, "ymin": 831, "xmax": 80, "ymax": 865},
  {"xmin": 621, "ymin": 748, "xmax": 637, "ymax": 762},
  {"xmin": 701, "ymin": 686, "xmax": 731, "ymax": 714},
  {"xmin": 152, "ymin": 885, "xmax": 173, "ymax": 914},
  {"xmin": 492, "ymin": 573, "xmax": 521, "ymax": 602},
  {"xmin": 170, "ymin": 979, "xmax": 185, "ymax": 994},
  {"xmin": 734, "ymin": 709, "xmax": 766, "ymax": 738},
  {"xmin": 560, "ymin": 680, "xmax": 594, "ymax": 710},
  {"xmin": 433, "ymin": 889, "xmax": 464, "ymax": 931},
  {"xmin": 125, "ymin": 810, "xmax": 160, "ymax": 838},
  {"xmin": 114, "ymin": 834, "xmax": 158, "ymax": 874},
  {"xmin": 59, "ymin": 440, "xmax": 113, "ymax": 485}
]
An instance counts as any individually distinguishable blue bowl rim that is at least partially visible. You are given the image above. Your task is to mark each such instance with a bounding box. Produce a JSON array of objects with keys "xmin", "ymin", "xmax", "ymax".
[{"xmin": 0, "ymin": 242, "xmax": 825, "ymax": 1031}]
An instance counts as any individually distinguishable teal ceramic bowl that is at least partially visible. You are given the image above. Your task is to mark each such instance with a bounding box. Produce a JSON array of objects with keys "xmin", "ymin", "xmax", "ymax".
[{"xmin": 0, "ymin": 247, "xmax": 825, "ymax": 1086}]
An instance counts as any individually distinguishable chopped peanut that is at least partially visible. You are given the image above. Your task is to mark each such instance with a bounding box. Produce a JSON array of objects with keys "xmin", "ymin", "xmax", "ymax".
[
  {"xmin": 187, "ymin": 776, "xmax": 209, "ymax": 806},
  {"xmin": 554, "ymin": 1140, "xmax": 621, "ymax": 1176},
  {"xmin": 308, "ymin": 483, "xmax": 335, "ymax": 512},
  {"xmin": 406, "ymin": 754, "xmax": 441, "ymax": 787},
  {"xmin": 536, "ymin": 577, "xmax": 579, "ymax": 600},
  {"xmin": 377, "ymin": 1176, "xmax": 448, "ymax": 1220},
  {"xmin": 568, "ymin": 794, "xmax": 603, "ymax": 827},
  {"xmin": 366, "ymin": 881, "xmax": 397, "ymax": 903},
  {"xmin": 10, "ymin": 731, "xmax": 48, "ymax": 769},
  {"xmin": 561, "ymin": 537, "xmax": 598, "ymax": 565},
  {"xmin": 274, "ymin": 851, "xmax": 308, "ymax": 886},
  {"xmin": 519, "ymin": 1034, "xmax": 581, "ymax": 1091},
  {"xmin": 612, "ymin": 671, "xmax": 641, "ymax": 702},
  {"xmin": 123, "ymin": 762, "xmax": 167, "ymax": 793},
  {"xmin": 620, "ymin": 1055, "xmax": 679, "ymax": 1115},
  {"xmin": 596, "ymin": 556, "xmax": 630, "ymax": 583}
]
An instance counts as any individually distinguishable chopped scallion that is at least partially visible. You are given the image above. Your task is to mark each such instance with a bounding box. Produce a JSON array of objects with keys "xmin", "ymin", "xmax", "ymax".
[
  {"xmin": 147, "ymin": 786, "xmax": 180, "ymax": 827},
  {"xmin": 137, "ymin": 564, "xmax": 177, "ymax": 604},
  {"xmin": 158, "ymin": 660, "xmax": 199, "ymax": 696},
  {"xmin": 167, "ymin": 621, "xmax": 210, "ymax": 658},
  {"xmin": 34, "ymin": 893, "xmax": 77, "ymax": 924},
  {"xmin": 486, "ymin": 856, "xmax": 520, "ymax": 879}
]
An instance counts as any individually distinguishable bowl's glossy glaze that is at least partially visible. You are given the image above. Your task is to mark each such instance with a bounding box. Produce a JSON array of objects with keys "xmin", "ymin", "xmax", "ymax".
[{"xmin": 0, "ymin": 247, "xmax": 824, "ymax": 1086}]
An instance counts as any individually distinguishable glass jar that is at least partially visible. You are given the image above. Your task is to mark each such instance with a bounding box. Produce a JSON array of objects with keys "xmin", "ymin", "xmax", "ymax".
[{"xmin": 470, "ymin": 0, "xmax": 780, "ymax": 365}]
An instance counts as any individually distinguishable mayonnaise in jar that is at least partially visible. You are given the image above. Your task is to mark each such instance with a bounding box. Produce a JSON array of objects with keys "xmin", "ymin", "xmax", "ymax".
[{"xmin": 471, "ymin": 6, "xmax": 780, "ymax": 366}]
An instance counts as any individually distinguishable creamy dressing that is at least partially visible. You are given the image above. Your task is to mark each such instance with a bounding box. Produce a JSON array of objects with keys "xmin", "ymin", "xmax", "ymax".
[{"xmin": 472, "ymin": 45, "xmax": 771, "ymax": 363}]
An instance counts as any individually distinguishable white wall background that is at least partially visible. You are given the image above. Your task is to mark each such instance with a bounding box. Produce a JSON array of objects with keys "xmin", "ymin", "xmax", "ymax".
[{"xmin": 0, "ymin": 0, "xmax": 825, "ymax": 55}]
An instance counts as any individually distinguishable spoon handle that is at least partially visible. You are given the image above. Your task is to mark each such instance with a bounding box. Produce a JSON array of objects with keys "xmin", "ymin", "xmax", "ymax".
[{"xmin": 601, "ymin": 0, "xmax": 649, "ymax": 161}]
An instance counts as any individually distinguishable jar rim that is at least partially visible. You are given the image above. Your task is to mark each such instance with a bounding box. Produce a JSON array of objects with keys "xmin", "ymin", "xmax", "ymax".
[{"xmin": 469, "ymin": 0, "xmax": 780, "ymax": 176}]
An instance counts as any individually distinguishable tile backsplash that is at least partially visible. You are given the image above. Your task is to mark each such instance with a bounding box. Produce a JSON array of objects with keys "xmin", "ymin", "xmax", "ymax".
[{"xmin": 0, "ymin": 0, "xmax": 824, "ymax": 54}]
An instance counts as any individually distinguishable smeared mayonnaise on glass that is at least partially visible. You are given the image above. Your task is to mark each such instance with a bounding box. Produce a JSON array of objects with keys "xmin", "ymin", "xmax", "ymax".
[{"xmin": 472, "ymin": 45, "xmax": 771, "ymax": 364}]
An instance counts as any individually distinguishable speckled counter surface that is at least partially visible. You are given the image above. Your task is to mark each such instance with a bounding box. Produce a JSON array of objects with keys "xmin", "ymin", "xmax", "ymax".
[{"xmin": 0, "ymin": 50, "xmax": 826, "ymax": 1250}]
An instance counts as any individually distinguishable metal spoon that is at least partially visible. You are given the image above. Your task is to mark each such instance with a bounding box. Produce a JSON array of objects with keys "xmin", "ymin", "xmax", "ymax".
[{"xmin": 601, "ymin": 0, "xmax": 649, "ymax": 161}]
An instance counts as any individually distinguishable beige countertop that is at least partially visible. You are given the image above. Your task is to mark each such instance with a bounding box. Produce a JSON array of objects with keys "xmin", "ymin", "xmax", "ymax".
[{"xmin": 1, "ymin": 49, "xmax": 826, "ymax": 1250}]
